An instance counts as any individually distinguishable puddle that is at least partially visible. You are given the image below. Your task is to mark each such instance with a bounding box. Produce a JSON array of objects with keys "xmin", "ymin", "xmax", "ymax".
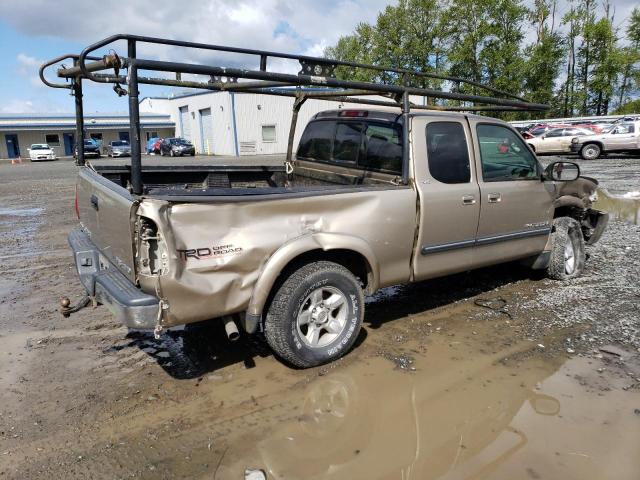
[
  {"xmin": 0, "ymin": 207, "xmax": 43, "ymax": 217},
  {"xmin": 595, "ymin": 189, "xmax": 640, "ymax": 225},
  {"xmin": 219, "ymin": 336, "xmax": 640, "ymax": 480}
]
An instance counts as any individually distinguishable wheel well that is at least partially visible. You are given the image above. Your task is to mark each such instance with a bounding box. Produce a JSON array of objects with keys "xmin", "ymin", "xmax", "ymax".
[
  {"xmin": 279, "ymin": 248, "xmax": 371, "ymax": 290},
  {"xmin": 528, "ymin": 143, "xmax": 535, "ymax": 152},
  {"xmin": 582, "ymin": 141, "xmax": 604, "ymax": 150},
  {"xmin": 553, "ymin": 206, "xmax": 586, "ymax": 222}
]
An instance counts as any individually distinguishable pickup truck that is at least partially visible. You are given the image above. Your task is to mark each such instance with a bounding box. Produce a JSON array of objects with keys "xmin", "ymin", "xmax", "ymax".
[
  {"xmin": 571, "ymin": 118, "xmax": 640, "ymax": 159},
  {"xmin": 70, "ymin": 108, "xmax": 608, "ymax": 367}
]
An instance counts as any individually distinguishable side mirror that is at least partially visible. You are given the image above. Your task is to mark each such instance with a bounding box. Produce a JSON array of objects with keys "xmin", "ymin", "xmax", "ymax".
[{"xmin": 544, "ymin": 161, "xmax": 580, "ymax": 182}]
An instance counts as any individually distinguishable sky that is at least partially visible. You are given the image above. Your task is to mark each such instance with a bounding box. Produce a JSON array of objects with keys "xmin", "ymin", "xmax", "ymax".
[{"xmin": 0, "ymin": 0, "xmax": 636, "ymax": 114}]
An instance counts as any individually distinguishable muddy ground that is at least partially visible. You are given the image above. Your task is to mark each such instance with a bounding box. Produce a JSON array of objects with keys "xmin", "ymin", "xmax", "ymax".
[{"xmin": 1, "ymin": 156, "xmax": 639, "ymax": 480}]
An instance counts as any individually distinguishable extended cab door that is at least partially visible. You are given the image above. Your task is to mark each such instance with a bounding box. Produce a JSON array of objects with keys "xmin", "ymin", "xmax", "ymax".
[
  {"xmin": 470, "ymin": 121, "xmax": 554, "ymax": 268},
  {"xmin": 412, "ymin": 116, "xmax": 481, "ymax": 281}
]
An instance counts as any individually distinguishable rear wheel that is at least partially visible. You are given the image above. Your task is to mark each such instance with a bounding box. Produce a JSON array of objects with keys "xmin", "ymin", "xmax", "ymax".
[
  {"xmin": 170, "ymin": 149, "xmax": 175, "ymax": 157},
  {"xmin": 546, "ymin": 217, "xmax": 586, "ymax": 280},
  {"xmin": 265, "ymin": 261, "xmax": 364, "ymax": 368},
  {"xmin": 580, "ymin": 143, "xmax": 601, "ymax": 160}
]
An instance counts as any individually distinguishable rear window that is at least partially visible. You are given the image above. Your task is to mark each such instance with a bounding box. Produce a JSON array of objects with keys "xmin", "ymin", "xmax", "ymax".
[{"xmin": 297, "ymin": 119, "xmax": 402, "ymax": 174}]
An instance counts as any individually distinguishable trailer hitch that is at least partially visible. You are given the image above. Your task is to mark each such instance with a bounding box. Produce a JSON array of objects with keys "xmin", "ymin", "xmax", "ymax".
[{"xmin": 59, "ymin": 295, "xmax": 93, "ymax": 317}]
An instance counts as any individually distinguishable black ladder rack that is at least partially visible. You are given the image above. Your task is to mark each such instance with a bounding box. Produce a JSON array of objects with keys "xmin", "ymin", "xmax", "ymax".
[{"xmin": 40, "ymin": 33, "xmax": 548, "ymax": 194}]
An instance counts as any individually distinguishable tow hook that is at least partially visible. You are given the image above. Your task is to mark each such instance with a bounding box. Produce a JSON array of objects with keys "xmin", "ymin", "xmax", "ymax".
[{"xmin": 59, "ymin": 295, "xmax": 93, "ymax": 317}]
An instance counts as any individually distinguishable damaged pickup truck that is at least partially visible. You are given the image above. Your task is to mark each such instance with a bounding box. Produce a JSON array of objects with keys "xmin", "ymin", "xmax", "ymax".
[{"xmin": 42, "ymin": 35, "xmax": 608, "ymax": 368}]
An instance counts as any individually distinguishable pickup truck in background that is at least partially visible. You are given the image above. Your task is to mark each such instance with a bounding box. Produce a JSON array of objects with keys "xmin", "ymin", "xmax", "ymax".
[
  {"xmin": 70, "ymin": 108, "xmax": 608, "ymax": 367},
  {"xmin": 571, "ymin": 118, "xmax": 640, "ymax": 159}
]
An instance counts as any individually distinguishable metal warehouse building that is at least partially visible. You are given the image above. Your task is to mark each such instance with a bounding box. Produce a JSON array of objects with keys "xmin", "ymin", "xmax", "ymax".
[
  {"xmin": 0, "ymin": 113, "xmax": 174, "ymax": 159},
  {"xmin": 139, "ymin": 91, "xmax": 387, "ymax": 156}
]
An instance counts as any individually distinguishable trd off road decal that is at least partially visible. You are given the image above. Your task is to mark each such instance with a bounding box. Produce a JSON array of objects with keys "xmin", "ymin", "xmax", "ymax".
[{"xmin": 177, "ymin": 244, "xmax": 243, "ymax": 261}]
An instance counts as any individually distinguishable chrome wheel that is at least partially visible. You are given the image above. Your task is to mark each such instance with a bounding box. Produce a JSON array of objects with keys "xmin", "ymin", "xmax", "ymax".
[
  {"xmin": 296, "ymin": 286, "xmax": 348, "ymax": 348},
  {"xmin": 564, "ymin": 239, "xmax": 576, "ymax": 274}
]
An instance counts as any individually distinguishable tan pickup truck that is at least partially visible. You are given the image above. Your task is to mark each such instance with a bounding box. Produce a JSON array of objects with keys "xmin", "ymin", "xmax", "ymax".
[{"xmin": 70, "ymin": 108, "xmax": 608, "ymax": 367}]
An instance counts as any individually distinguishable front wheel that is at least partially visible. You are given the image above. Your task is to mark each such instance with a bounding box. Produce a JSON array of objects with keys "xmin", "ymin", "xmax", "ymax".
[
  {"xmin": 580, "ymin": 143, "xmax": 601, "ymax": 160},
  {"xmin": 265, "ymin": 261, "xmax": 364, "ymax": 368},
  {"xmin": 546, "ymin": 217, "xmax": 586, "ymax": 280}
]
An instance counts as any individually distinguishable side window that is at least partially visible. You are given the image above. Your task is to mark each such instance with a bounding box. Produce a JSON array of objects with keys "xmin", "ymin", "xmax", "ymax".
[
  {"xmin": 333, "ymin": 122, "xmax": 362, "ymax": 163},
  {"xmin": 620, "ymin": 123, "xmax": 635, "ymax": 133},
  {"xmin": 426, "ymin": 122, "xmax": 471, "ymax": 184},
  {"xmin": 545, "ymin": 129, "xmax": 562, "ymax": 137},
  {"xmin": 297, "ymin": 120, "xmax": 335, "ymax": 161},
  {"xmin": 477, "ymin": 124, "xmax": 540, "ymax": 182},
  {"xmin": 360, "ymin": 123, "xmax": 402, "ymax": 173}
]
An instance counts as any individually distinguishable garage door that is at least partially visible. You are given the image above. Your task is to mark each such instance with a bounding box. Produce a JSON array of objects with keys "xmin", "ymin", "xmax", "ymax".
[
  {"xmin": 179, "ymin": 106, "xmax": 191, "ymax": 141},
  {"xmin": 199, "ymin": 108, "xmax": 213, "ymax": 154}
]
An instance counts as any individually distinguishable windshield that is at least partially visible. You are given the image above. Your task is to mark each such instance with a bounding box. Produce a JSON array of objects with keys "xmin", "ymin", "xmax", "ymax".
[
  {"xmin": 31, "ymin": 144, "xmax": 49, "ymax": 150},
  {"xmin": 111, "ymin": 141, "xmax": 129, "ymax": 147},
  {"xmin": 84, "ymin": 140, "xmax": 95, "ymax": 146},
  {"xmin": 172, "ymin": 138, "xmax": 191, "ymax": 145}
]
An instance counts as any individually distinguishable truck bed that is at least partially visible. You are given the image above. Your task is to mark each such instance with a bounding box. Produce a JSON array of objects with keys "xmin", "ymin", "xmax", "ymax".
[{"xmin": 89, "ymin": 154, "xmax": 403, "ymax": 201}]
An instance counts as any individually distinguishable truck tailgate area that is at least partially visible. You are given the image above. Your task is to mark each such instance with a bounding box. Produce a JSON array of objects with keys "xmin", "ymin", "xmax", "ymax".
[{"xmin": 76, "ymin": 167, "xmax": 137, "ymax": 281}]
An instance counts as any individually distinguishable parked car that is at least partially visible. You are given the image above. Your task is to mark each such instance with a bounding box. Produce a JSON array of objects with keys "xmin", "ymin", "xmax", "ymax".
[
  {"xmin": 70, "ymin": 108, "xmax": 608, "ymax": 368},
  {"xmin": 571, "ymin": 120, "xmax": 640, "ymax": 159},
  {"xmin": 160, "ymin": 137, "xmax": 195, "ymax": 156},
  {"xmin": 74, "ymin": 139, "xmax": 101, "ymax": 159},
  {"xmin": 28, "ymin": 143, "xmax": 57, "ymax": 161},
  {"xmin": 528, "ymin": 124, "xmax": 572, "ymax": 136},
  {"xmin": 526, "ymin": 127, "xmax": 594, "ymax": 154},
  {"xmin": 107, "ymin": 140, "xmax": 132, "ymax": 157}
]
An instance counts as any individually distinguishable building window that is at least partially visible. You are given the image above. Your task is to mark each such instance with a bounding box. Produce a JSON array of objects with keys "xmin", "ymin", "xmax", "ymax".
[
  {"xmin": 145, "ymin": 131, "xmax": 159, "ymax": 141},
  {"xmin": 262, "ymin": 125, "xmax": 277, "ymax": 143},
  {"xmin": 90, "ymin": 133, "xmax": 103, "ymax": 141},
  {"xmin": 45, "ymin": 134, "xmax": 60, "ymax": 146}
]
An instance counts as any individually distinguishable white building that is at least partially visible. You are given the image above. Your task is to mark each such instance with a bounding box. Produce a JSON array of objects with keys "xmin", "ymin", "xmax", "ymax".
[
  {"xmin": 139, "ymin": 90, "xmax": 402, "ymax": 156},
  {"xmin": 0, "ymin": 113, "xmax": 174, "ymax": 159}
]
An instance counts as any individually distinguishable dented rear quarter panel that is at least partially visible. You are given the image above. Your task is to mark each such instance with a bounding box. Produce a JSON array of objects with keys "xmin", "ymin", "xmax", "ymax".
[{"xmin": 138, "ymin": 188, "xmax": 417, "ymax": 327}]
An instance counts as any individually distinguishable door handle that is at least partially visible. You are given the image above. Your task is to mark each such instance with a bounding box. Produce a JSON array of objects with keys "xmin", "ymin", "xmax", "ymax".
[
  {"xmin": 462, "ymin": 195, "xmax": 476, "ymax": 205},
  {"xmin": 488, "ymin": 193, "xmax": 502, "ymax": 203}
]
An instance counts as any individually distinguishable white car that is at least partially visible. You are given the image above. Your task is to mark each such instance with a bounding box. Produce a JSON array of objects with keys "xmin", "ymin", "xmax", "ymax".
[
  {"xmin": 526, "ymin": 127, "xmax": 593, "ymax": 154},
  {"xmin": 28, "ymin": 144, "xmax": 57, "ymax": 161}
]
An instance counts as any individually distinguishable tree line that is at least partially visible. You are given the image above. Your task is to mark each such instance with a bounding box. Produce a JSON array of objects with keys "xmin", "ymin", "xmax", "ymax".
[{"xmin": 324, "ymin": 0, "xmax": 640, "ymax": 118}]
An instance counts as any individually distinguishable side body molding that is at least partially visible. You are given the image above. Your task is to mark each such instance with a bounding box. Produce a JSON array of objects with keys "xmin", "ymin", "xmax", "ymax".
[{"xmin": 246, "ymin": 232, "xmax": 380, "ymax": 321}]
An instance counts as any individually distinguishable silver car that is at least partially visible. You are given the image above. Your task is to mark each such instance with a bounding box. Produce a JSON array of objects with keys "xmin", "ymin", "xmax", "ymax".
[
  {"xmin": 526, "ymin": 127, "xmax": 593, "ymax": 154},
  {"xmin": 106, "ymin": 140, "xmax": 131, "ymax": 157}
]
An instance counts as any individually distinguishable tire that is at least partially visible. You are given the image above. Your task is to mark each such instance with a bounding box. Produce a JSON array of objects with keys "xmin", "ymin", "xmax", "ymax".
[
  {"xmin": 546, "ymin": 217, "xmax": 586, "ymax": 280},
  {"xmin": 170, "ymin": 150, "xmax": 175, "ymax": 157},
  {"xmin": 580, "ymin": 143, "xmax": 601, "ymax": 160},
  {"xmin": 264, "ymin": 261, "xmax": 364, "ymax": 368}
]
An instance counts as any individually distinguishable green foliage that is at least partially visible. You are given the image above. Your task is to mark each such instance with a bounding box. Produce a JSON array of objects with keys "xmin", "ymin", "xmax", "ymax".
[
  {"xmin": 323, "ymin": 0, "xmax": 639, "ymax": 117},
  {"xmin": 612, "ymin": 98, "xmax": 640, "ymax": 115}
]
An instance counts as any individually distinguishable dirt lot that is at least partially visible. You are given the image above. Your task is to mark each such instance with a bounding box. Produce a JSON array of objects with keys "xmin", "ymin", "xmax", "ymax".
[{"xmin": 1, "ymin": 156, "xmax": 639, "ymax": 479}]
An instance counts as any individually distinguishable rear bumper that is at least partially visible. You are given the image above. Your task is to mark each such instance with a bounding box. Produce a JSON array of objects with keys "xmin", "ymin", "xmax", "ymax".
[{"xmin": 68, "ymin": 228, "xmax": 159, "ymax": 329}]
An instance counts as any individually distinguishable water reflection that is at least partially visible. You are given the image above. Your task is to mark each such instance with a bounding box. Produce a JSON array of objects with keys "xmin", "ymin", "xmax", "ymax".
[
  {"xmin": 254, "ymin": 347, "xmax": 563, "ymax": 480},
  {"xmin": 595, "ymin": 189, "xmax": 640, "ymax": 225}
]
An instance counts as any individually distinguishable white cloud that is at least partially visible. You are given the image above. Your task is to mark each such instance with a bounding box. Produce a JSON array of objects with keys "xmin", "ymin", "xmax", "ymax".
[
  {"xmin": 0, "ymin": 99, "xmax": 35, "ymax": 113},
  {"xmin": 16, "ymin": 52, "xmax": 45, "ymax": 87},
  {"xmin": 1, "ymin": 0, "xmax": 391, "ymax": 63}
]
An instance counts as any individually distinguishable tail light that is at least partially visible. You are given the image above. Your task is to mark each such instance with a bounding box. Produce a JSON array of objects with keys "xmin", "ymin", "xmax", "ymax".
[{"xmin": 74, "ymin": 185, "xmax": 80, "ymax": 219}]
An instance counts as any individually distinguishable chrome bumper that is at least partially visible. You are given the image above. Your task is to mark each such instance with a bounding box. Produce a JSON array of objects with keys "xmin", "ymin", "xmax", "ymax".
[{"xmin": 68, "ymin": 228, "xmax": 159, "ymax": 329}]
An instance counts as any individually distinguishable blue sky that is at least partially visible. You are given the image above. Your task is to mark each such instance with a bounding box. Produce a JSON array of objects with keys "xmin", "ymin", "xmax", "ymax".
[
  {"xmin": 0, "ymin": 0, "xmax": 636, "ymax": 114},
  {"xmin": 0, "ymin": 0, "xmax": 390, "ymax": 114}
]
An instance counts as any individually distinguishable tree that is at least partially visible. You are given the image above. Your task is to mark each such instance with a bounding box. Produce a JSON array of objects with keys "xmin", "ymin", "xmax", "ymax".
[
  {"xmin": 524, "ymin": 0, "xmax": 564, "ymax": 114},
  {"xmin": 618, "ymin": 7, "xmax": 640, "ymax": 107}
]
